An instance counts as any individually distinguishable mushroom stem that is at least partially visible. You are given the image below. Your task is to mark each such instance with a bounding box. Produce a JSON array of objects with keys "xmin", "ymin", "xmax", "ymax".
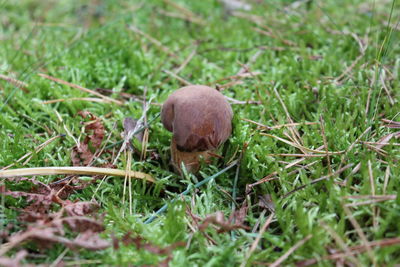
[{"xmin": 170, "ymin": 138, "xmax": 213, "ymax": 174}]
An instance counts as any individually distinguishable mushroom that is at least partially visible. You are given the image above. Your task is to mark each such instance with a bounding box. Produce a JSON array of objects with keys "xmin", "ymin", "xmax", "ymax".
[{"xmin": 161, "ymin": 85, "xmax": 233, "ymax": 173}]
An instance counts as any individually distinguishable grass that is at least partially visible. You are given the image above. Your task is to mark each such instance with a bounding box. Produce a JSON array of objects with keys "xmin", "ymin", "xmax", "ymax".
[{"xmin": 1, "ymin": 0, "xmax": 400, "ymax": 265}]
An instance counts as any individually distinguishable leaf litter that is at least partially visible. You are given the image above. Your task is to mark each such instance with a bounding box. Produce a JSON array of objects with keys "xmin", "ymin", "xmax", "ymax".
[{"xmin": 71, "ymin": 111, "xmax": 105, "ymax": 166}]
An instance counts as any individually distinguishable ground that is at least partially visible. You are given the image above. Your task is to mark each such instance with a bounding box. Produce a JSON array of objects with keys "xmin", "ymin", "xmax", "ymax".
[{"xmin": 0, "ymin": 0, "xmax": 400, "ymax": 266}]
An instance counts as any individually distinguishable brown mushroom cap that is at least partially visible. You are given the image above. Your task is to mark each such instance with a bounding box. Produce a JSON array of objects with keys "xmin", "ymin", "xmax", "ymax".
[{"xmin": 161, "ymin": 85, "xmax": 233, "ymax": 152}]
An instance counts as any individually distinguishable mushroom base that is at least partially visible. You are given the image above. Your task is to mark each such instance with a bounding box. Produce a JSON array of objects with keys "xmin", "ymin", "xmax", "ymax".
[{"xmin": 170, "ymin": 139, "xmax": 213, "ymax": 174}]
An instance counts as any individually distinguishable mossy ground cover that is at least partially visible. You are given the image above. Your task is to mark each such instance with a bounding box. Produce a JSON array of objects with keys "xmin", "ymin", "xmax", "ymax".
[{"xmin": 1, "ymin": 0, "xmax": 399, "ymax": 266}]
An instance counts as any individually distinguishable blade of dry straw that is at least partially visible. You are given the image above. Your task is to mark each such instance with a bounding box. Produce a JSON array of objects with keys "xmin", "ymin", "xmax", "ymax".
[{"xmin": 0, "ymin": 167, "xmax": 154, "ymax": 182}]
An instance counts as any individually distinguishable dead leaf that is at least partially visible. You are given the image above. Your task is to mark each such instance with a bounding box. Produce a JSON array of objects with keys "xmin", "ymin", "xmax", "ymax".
[
  {"xmin": 0, "ymin": 250, "xmax": 32, "ymax": 267},
  {"xmin": 118, "ymin": 232, "xmax": 185, "ymax": 266},
  {"xmin": 71, "ymin": 111, "xmax": 105, "ymax": 166},
  {"xmin": 258, "ymin": 194, "xmax": 275, "ymax": 212},
  {"xmin": 199, "ymin": 211, "xmax": 250, "ymax": 233},
  {"xmin": 123, "ymin": 117, "xmax": 144, "ymax": 143},
  {"xmin": 229, "ymin": 201, "xmax": 248, "ymax": 226}
]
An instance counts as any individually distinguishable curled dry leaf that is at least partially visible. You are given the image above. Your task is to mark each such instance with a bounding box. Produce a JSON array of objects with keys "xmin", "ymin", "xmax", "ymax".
[
  {"xmin": 118, "ymin": 232, "xmax": 185, "ymax": 266},
  {"xmin": 1, "ymin": 178, "xmax": 109, "ymax": 253},
  {"xmin": 123, "ymin": 117, "xmax": 144, "ymax": 144},
  {"xmin": 71, "ymin": 111, "xmax": 105, "ymax": 166},
  {"xmin": 199, "ymin": 211, "xmax": 250, "ymax": 233},
  {"xmin": 229, "ymin": 201, "xmax": 249, "ymax": 226},
  {"xmin": 0, "ymin": 250, "xmax": 33, "ymax": 267}
]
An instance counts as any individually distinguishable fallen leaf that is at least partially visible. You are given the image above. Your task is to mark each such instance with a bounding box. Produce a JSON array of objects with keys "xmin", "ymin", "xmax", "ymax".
[
  {"xmin": 199, "ymin": 211, "xmax": 250, "ymax": 233},
  {"xmin": 0, "ymin": 250, "xmax": 32, "ymax": 267},
  {"xmin": 71, "ymin": 111, "xmax": 105, "ymax": 166}
]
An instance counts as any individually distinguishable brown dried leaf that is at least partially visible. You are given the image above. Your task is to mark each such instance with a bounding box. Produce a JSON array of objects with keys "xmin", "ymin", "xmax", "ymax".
[
  {"xmin": 119, "ymin": 232, "xmax": 185, "ymax": 265},
  {"xmin": 199, "ymin": 211, "xmax": 250, "ymax": 233},
  {"xmin": 258, "ymin": 194, "xmax": 276, "ymax": 212},
  {"xmin": 71, "ymin": 111, "xmax": 105, "ymax": 166},
  {"xmin": 70, "ymin": 230, "xmax": 110, "ymax": 250},
  {"xmin": 64, "ymin": 201, "xmax": 99, "ymax": 216},
  {"xmin": 123, "ymin": 117, "xmax": 144, "ymax": 143},
  {"xmin": 229, "ymin": 201, "xmax": 248, "ymax": 226},
  {"xmin": 0, "ymin": 250, "xmax": 31, "ymax": 267}
]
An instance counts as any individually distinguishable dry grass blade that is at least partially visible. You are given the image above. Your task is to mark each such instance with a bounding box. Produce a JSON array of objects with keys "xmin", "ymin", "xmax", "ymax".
[
  {"xmin": 320, "ymin": 221, "xmax": 361, "ymax": 266},
  {"xmin": 320, "ymin": 116, "xmax": 332, "ymax": 174},
  {"xmin": 240, "ymin": 213, "xmax": 274, "ymax": 267},
  {"xmin": 342, "ymin": 204, "xmax": 375, "ymax": 264},
  {"xmin": 2, "ymin": 134, "xmax": 64, "ymax": 170},
  {"xmin": 367, "ymin": 160, "xmax": 377, "ymax": 228},
  {"xmin": 282, "ymin": 164, "xmax": 353, "ymax": 198},
  {"xmin": 38, "ymin": 73, "xmax": 123, "ymax": 105},
  {"xmin": 163, "ymin": 69, "xmax": 192, "ymax": 85},
  {"xmin": 42, "ymin": 97, "xmax": 111, "ymax": 104},
  {"xmin": 262, "ymin": 133, "xmax": 344, "ymax": 155},
  {"xmin": 0, "ymin": 167, "xmax": 154, "ymax": 182},
  {"xmin": 270, "ymin": 235, "xmax": 312, "ymax": 267},
  {"xmin": 273, "ymin": 86, "xmax": 305, "ymax": 151},
  {"xmin": 380, "ymin": 70, "xmax": 395, "ymax": 105},
  {"xmin": 381, "ymin": 119, "xmax": 400, "ymax": 128},
  {"xmin": 0, "ymin": 74, "xmax": 29, "ymax": 92},
  {"xmin": 344, "ymin": 198, "xmax": 397, "ymax": 207},
  {"xmin": 296, "ymin": 237, "xmax": 400, "ymax": 266},
  {"xmin": 243, "ymin": 118, "xmax": 319, "ymax": 130},
  {"xmin": 268, "ymin": 153, "xmax": 331, "ymax": 158},
  {"xmin": 343, "ymin": 195, "xmax": 396, "ymax": 200},
  {"xmin": 157, "ymin": 9, "xmax": 205, "ymax": 25},
  {"xmin": 162, "ymin": 0, "xmax": 205, "ymax": 25},
  {"xmin": 128, "ymin": 25, "xmax": 179, "ymax": 59}
]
